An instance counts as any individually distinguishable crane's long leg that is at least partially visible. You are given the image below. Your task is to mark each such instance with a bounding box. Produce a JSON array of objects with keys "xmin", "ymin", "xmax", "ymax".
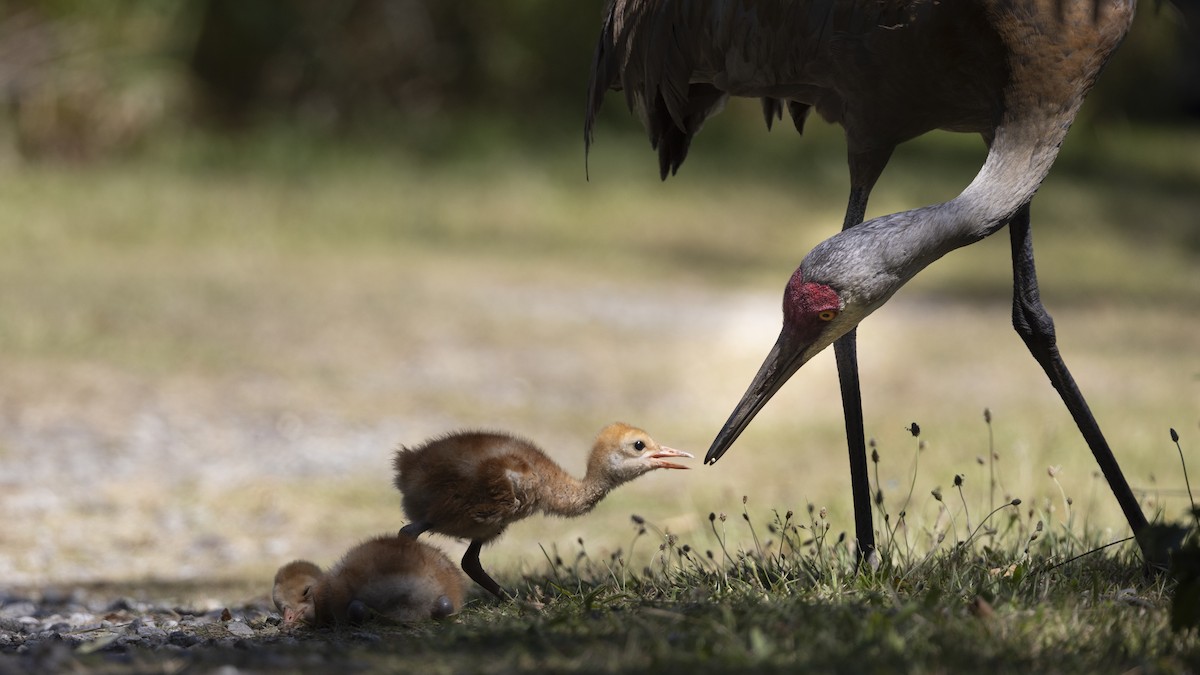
[
  {"xmin": 462, "ymin": 539, "xmax": 506, "ymax": 600},
  {"xmin": 835, "ymin": 331, "xmax": 875, "ymax": 567},
  {"xmin": 1008, "ymin": 205, "xmax": 1149, "ymax": 546},
  {"xmin": 837, "ymin": 149, "xmax": 892, "ymax": 569}
]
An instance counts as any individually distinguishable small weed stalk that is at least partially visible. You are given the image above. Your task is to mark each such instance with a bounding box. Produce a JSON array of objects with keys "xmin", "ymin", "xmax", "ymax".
[
  {"xmin": 1083, "ymin": 470, "xmax": 1099, "ymax": 538},
  {"xmin": 742, "ymin": 495, "xmax": 765, "ymax": 561},
  {"xmin": 869, "ymin": 440, "xmax": 905, "ymax": 565},
  {"xmin": 931, "ymin": 485, "xmax": 959, "ymax": 546},
  {"xmin": 656, "ymin": 531, "xmax": 681, "ymax": 579},
  {"xmin": 1045, "ymin": 466, "xmax": 1087, "ymax": 556},
  {"xmin": 1171, "ymin": 428, "xmax": 1197, "ymax": 526},
  {"xmin": 955, "ymin": 474, "xmax": 972, "ymax": 534},
  {"xmin": 627, "ymin": 514, "xmax": 648, "ymax": 586},
  {"xmin": 710, "ymin": 511, "xmax": 732, "ymax": 565},
  {"xmin": 979, "ymin": 408, "xmax": 1013, "ymax": 549},
  {"xmin": 771, "ymin": 508, "xmax": 795, "ymax": 560},
  {"xmin": 898, "ymin": 423, "xmax": 923, "ymax": 525},
  {"xmin": 985, "ymin": 408, "xmax": 996, "ymax": 514},
  {"xmin": 1023, "ymin": 519, "xmax": 1044, "ymax": 559},
  {"xmin": 869, "ymin": 438, "xmax": 887, "ymax": 527},
  {"xmin": 965, "ymin": 498, "xmax": 1022, "ymax": 546},
  {"xmin": 574, "ymin": 537, "xmax": 589, "ymax": 579},
  {"xmin": 539, "ymin": 542, "xmax": 565, "ymax": 586},
  {"xmin": 709, "ymin": 511, "xmax": 732, "ymax": 589},
  {"xmin": 1047, "ymin": 465, "xmax": 1073, "ymax": 529}
]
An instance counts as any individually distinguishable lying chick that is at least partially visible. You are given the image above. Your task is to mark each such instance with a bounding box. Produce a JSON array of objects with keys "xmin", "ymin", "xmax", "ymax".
[{"xmin": 272, "ymin": 535, "xmax": 464, "ymax": 627}]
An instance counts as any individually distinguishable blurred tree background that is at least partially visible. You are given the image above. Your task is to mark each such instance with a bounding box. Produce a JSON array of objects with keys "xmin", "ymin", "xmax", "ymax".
[{"xmin": 0, "ymin": 0, "xmax": 1195, "ymax": 162}]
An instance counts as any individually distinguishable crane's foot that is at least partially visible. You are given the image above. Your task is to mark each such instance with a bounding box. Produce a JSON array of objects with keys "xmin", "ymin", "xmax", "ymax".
[
  {"xmin": 1137, "ymin": 522, "xmax": 1190, "ymax": 573},
  {"xmin": 855, "ymin": 544, "xmax": 880, "ymax": 573}
]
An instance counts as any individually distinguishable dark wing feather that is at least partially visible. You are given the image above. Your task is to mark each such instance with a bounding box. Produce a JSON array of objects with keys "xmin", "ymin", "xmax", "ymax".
[
  {"xmin": 585, "ymin": 0, "xmax": 835, "ymax": 179},
  {"xmin": 586, "ymin": 0, "xmax": 735, "ymax": 179},
  {"xmin": 763, "ymin": 98, "xmax": 813, "ymax": 135}
]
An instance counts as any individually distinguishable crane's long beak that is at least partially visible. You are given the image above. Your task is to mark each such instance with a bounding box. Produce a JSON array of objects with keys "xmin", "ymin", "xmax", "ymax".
[
  {"xmin": 646, "ymin": 446, "xmax": 694, "ymax": 470},
  {"xmin": 705, "ymin": 331, "xmax": 808, "ymax": 465}
]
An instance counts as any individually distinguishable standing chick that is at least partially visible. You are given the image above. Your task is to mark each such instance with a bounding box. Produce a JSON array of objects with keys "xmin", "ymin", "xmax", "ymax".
[
  {"xmin": 393, "ymin": 422, "xmax": 692, "ymax": 598},
  {"xmin": 272, "ymin": 535, "xmax": 465, "ymax": 627}
]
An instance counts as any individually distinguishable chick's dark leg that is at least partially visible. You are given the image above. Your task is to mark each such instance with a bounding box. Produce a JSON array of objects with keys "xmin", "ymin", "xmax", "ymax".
[
  {"xmin": 462, "ymin": 539, "xmax": 505, "ymax": 599},
  {"xmin": 399, "ymin": 521, "xmax": 432, "ymax": 538}
]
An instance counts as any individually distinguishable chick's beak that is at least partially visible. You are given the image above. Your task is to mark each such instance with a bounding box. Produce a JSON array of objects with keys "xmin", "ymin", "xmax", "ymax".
[{"xmin": 645, "ymin": 446, "xmax": 693, "ymax": 470}]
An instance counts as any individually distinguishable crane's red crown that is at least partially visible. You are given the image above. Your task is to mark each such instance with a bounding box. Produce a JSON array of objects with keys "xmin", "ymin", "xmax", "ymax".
[{"xmin": 783, "ymin": 269, "xmax": 840, "ymax": 332}]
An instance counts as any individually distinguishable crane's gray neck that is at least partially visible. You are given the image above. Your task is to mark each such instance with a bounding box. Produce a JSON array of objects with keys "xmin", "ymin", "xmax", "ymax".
[
  {"xmin": 803, "ymin": 0, "xmax": 1136, "ymax": 314},
  {"xmin": 802, "ymin": 114, "xmax": 1073, "ymax": 314}
]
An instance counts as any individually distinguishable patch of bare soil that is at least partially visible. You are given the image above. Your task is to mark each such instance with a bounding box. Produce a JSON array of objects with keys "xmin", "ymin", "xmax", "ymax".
[{"xmin": 0, "ymin": 581, "xmax": 450, "ymax": 673}]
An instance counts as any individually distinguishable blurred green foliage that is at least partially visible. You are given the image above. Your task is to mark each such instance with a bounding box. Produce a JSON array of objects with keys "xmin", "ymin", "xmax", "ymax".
[
  {"xmin": 0, "ymin": 0, "xmax": 1194, "ymax": 161},
  {"xmin": 183, "ymin": 0, "xmax": 610, "ymax": 126}
]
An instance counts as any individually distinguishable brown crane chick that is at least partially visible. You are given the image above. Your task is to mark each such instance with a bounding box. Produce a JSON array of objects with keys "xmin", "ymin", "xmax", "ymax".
[
  {"xmin": 393, "ymin": 422, "xmax": 692, "ymax": 599},
  {"xmin": 272, "ymin": 535, "xmax": 465, "ymax": 627},
  {"xmin": 272, "ymin": 559, "xmax": 322, "ymax": 626}
]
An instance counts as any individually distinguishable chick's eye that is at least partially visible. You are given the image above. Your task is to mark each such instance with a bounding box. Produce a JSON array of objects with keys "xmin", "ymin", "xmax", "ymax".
[
  {"xmin": 633, "ymin": 440, "xmax": 646, "ymax": 451},
  {"xmin": 818, "ymin": 310, "xmax": 838, "ymax": 322}
]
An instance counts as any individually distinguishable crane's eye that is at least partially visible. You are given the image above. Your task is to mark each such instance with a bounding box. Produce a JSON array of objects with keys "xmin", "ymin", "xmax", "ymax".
[
  {"xmin": 818, "ymin": 310, "xmax": 838, "ymax": 322},
  {"xmin": 633, "ymin": 440, "xmax": 646, "ymax": 451}
]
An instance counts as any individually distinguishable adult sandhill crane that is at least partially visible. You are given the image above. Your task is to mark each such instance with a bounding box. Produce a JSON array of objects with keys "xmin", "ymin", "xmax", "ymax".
[
  {"xmin": 394, "ymin": 423, "xmax": 692, "ymax": 598},
  {"xmin": 585, "ymin": 0, "xmax": 1151, "ymax": 563}
]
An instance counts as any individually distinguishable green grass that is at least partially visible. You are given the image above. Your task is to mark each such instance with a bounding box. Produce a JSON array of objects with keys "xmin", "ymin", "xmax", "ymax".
[
  {"xmin": 439, "ymin": 514, "xmax": 1195, "ymax": 675},
  {"xmin": 82, "ymin": 501, "xmax": 1200, "ymax": 674}
]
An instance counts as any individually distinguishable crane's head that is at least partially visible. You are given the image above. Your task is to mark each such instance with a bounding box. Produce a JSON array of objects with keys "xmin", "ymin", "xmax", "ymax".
[
  {"xmin": 272, "ymin": 560, "xmax": 323, "ymax": 626},
  {"xmin": 704, "ymin": 265, "xmax": 865, "ymax": 465},
  {"xmin": 589, "ymin": 422, "xmax": 694, "ymax": 485}
]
